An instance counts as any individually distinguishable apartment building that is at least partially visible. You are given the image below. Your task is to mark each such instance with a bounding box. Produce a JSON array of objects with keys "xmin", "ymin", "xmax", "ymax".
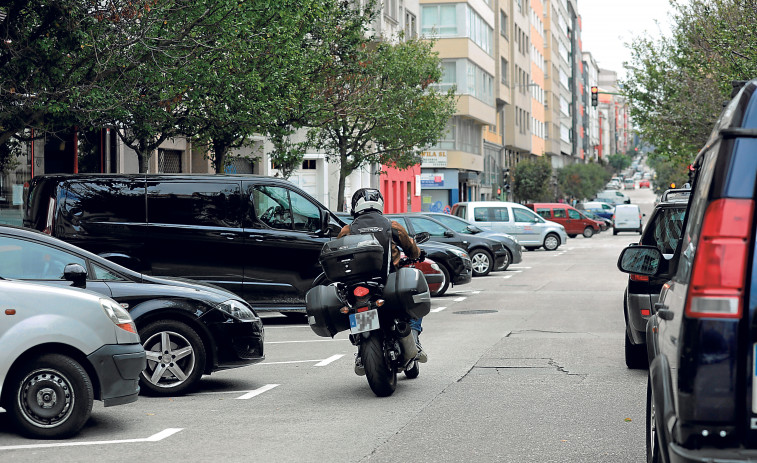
[
  {"xmin": 597, "ymin": 68, "xmax": 630, "ymax": 158},
  {"xmin": 582, "ymin": 51, "xmax": 600, "ymax": 161},
  {"xmin": 529, "ymin": 0, "xmax": 547, "ymax": 160},
  {"xmin": 419, "ymin": 0, "xmax": 497, "ymax": 209}
]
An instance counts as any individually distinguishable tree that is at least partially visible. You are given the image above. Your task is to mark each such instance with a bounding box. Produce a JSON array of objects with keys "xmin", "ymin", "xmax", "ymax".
[
  {"xmin": 297, "ymin": 31, "xmax": 457, "ymax": 211},
  {"xmin": 623, "ymin": 0, "xmax": 757, "ymax": 167},
  {"xmin": 557, "ymin": 163, "xmax": 610, "ymax": 201},
  {"xmin": 648, "ymin": 155, "xmax": 690, "ymax": 194},
  {"xmin": 607, "ymin": 153, "xmax": 631, "ymax": 173},
  {"xmin": 512, "ymin": 157, "xmax": 553, "ymax": 203}
]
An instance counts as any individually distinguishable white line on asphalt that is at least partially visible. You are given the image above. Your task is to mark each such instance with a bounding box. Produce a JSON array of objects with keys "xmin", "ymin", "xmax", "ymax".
[
  {"xmin": 262, "ymin": 326, "xmax": 313, "ymax": 329},
  {"xmin": 258, "ymin": 359, "xmax": 327, "ymax": 365},
  {"xmin": 472, "ymin": 291, "xmax": 481, "ymax": 294},
  {"xmin": 502, "ymin": 275, "xmax": 513, "ymax": 279},
  {"xmin": 509, "ymin": 266, "xmax": 531, "ymax": 269},
  {"xmin": 453, "ymin": 297, "xmax": 466, "ymax": 302},
  {"xmin": 236, "ymin": 384, "xmax": 279, "ymax": 399},
  {"xmin": 0, "ymin": 428, "xmax": 183, "ymax": 451},
  {"xmin": 314, "ymin": 354, "xmax": 344, "ymax": 366},
  {"xmin": 507, "ymin": 270, "xmax": 522, "ymax": 273},
  {"xmin": 267, "ymin": 339, "xmax": 350, "ymax": 344},
  {"xmin": 431, "ymin": 306, "xmax": 447, "ymax": 313}
]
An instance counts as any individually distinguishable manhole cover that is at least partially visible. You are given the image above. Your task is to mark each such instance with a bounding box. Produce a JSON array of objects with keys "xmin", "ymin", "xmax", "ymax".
[{"xmin": 453, "ymin": 310, "xmax": 498, "ymax": 315}]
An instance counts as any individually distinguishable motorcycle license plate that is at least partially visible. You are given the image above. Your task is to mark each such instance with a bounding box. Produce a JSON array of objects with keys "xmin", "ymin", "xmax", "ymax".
[{"xmin": 349, "ymin": 310, "xmax": 380, "ymax": 334}]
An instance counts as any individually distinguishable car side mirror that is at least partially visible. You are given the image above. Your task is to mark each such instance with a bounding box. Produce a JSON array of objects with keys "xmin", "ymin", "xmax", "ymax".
[
  {"xmin": 63, "ymin": 263, "xmax": 88, "ymax": 288},
  {"xmin": 466, "ymin": 225, "xmax": 483, "ymax": 233},
  {"xmin": 414, "ymin": 232, "xmax": 430, "ymax": 244},
  {"xmin": 533, "ymin": 217, "xmax": 540, "ymax": 223},
  {"xmin": 319, "ymin": 209, "xmax": 330, "ymax": 235},
  {"xmin": 443, "ymin": 230, "xmax": 454, "ymax": 238},
  {"xmin": 617, "ymin": 245, "xmax": 662, "ymax": 276}
]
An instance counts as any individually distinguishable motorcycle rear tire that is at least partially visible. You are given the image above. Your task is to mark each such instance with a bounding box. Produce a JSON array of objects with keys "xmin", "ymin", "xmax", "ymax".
[{"xmin": 360, "ymin": 334, "xmax": 397, "ymax": 397}]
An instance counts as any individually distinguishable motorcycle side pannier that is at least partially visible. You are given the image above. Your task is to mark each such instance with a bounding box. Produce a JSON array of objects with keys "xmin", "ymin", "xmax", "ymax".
[
  {"xmin": 305, "ymin": 284, "xmax": 350, "ymax": 337},
  {"xmin": 383, "ymin": 267, "xmax": 431, "ymax": 320},
  {"xmin": 319, "ymin": 234, "xmax": 386, "ymax": 284}
]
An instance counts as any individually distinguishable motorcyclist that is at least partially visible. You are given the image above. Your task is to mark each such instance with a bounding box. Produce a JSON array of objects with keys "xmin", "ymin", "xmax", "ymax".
[{"xmin": 338, "ymin": 188, "xmax": 428, "ymax": 374}]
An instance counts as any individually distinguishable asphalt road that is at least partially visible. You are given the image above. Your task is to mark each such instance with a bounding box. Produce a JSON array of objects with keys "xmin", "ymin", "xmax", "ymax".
[{"xmin": 0, "ymin": 187, "xmax": 658, "ymax": 462}]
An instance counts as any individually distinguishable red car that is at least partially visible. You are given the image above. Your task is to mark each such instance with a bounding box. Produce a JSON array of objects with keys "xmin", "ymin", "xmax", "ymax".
[
  {"xmin": 403, "ymin": 255, "xmax": 446, "ymax": 297},
  {"xmin": 639, "ymin": 179, "xmax": 651, "ymax": 188}
]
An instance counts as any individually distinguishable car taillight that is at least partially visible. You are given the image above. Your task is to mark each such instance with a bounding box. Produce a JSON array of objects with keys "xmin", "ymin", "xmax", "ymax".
[
  {"xmin": 685, "ymin": 199, "xmax": 754, "ymax": 319},
  {"xmin": 630, "ymin": 274, "xmax": 649, "ymax": 282}
]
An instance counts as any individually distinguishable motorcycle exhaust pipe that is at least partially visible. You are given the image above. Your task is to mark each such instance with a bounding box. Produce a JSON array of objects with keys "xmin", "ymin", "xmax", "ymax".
[
  {"xmin": 395, "ymin": 320, "xmax": 418, "ymax": 363},
  {"xmin": 395, "ymin": 320, "xmax": 412, "ymax": 337}
]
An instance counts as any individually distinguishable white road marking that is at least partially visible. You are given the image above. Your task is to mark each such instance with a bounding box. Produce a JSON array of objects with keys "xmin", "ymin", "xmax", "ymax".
[
  {"xmin": 258, "ymin": 359, "xmax": 328, "ymax": 365},
  {"xmin": 314, "ymin": 354, "xmax": 344, "ymax": 366},
  {"xmin": 236, "ymin": 384, "xmax": 279, "ymax": 399},
  {"xmin": 0, "ymin": 428, "xmax": 183, "ymax": 451},
  {"xmin": 453, "ymin": 297, "xmax": 466, "ymax": 302},
  {"xmin": 507, "ymin": 270, "xmax": 522, "ymax": 273},
  {"xmin": 509, "ymin": 266, "xmax": 531, "ymax": 269},
  {"xmin": 501, "ymin": 275, "xmax": 513, "ymax": 279},
  {"xmin": 431, "ymin": 306, "xmax": 447, "ymax": 313},
  {"xmin": 267, "ymin": 339, "xmax": 349, "ymax": 344}
]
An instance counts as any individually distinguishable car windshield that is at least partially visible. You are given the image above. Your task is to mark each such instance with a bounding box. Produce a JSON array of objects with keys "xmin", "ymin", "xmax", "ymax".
[
  {"xmin": 641, "ymin": 207, "xmax": 687, "ymax": 255},
  {"xmin": 431, "ymin": 214, "xmax": 474, "ymax": 234}
]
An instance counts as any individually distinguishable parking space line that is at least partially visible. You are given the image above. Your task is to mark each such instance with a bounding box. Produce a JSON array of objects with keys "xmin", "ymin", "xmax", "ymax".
[
  {"xmin": 259, "ymin": 359, "xmax": 326, "ymax": 365},
  {"xmin": 314, "ymin": 354, "xmax": 344, "ymax": 366},
  {"xmin": 502, "ymin": 275, "xmax": 513, "ymax": 279},
  {"xmin": 431, "ymin": 306, "xmax": 447, "ymax": 313},
  {"xmin": 507, "ymin": 270, "xmax": 522, "ymax": 273},
  {"xmin": 267, "ymin": 339, "xmax": 350, "ymax": 344},
  {"xmin": 509, "ymin": 266, "xmax": 531, "ymax": 269},
  {"xmin": 236, "ymin": 384, "xmax": 279, "ymax": 399},
  {"xmin": 471, "ymin": 291, "xmax": 481, "ymax": 294},
  {"xmin": 453, "ymin": 297, "xmax": 466, "ymax": 302},
  {"xmin": 0, "ymin": 428, "xmax": 183, "ymax": 451}
]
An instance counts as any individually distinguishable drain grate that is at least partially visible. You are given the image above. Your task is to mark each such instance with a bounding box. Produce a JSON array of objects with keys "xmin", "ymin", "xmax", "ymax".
[{"xmin": 453, "ymin": 309, "xmax": 498, "ymax": 315}]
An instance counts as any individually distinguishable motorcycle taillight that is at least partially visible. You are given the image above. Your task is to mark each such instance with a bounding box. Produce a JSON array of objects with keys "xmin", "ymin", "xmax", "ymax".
[{"xmin": 353, "ymin": 286, "xmax": 370, "ymax": 297}]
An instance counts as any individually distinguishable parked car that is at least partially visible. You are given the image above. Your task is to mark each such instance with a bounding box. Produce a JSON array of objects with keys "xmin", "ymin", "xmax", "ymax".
[
  {"xmin": 524, "ymin": 203, "xmax": 601, "ymax": 238},
  {"xmin": 596, "ymin": 189, "xmax": 631, "ymax": 205},
  {"xmin": 387, "ymin": 213, "xmax": 506, "ymax": 277},
  {"xmin": 451, "ymin": 201, "xmax": 568, "ymax": 251},
  {"xmin": 0, "ymin": 278, "xmax": 145, "ymax": 438},
  {"xmin": 617, "ymin": 79, "xmax": 757, "ymax": 462},
  {"xmin": 23, "ymin": 174, "xmax": 346, "ymax": 313},
  {"xmin": 334, "ymin": 213, "xmax": 471, "ymax": 295},
  {"xmin": 419, "ymin": 212, "xmax": 523, "ymax": 271},
  {"xmin": 622, "ymin": 188, "xmax": 690, "ymax": 369},
  {"xmin": 612, "ymin": 204, "xmax": 644, "ymax": 235},
  {"xmin": 582, "ymin": 210, "xmax": 611, "ymax": 231},
  {"xmin": 580, "ymin": 201, "xmax": 615, "ymax": 220},
  {"xmin": 0, "ymin": 224, "xmax": 265, "ymax": 396}
]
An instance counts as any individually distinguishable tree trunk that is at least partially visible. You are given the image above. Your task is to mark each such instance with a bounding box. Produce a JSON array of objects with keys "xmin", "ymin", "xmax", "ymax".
[
  {"xmin": 337, "ymin": 148, "xmax": 350, "ymax": 212},
  {"xmin": 213, "ymin": 139, "xmax": 228, "ymax": 174}
]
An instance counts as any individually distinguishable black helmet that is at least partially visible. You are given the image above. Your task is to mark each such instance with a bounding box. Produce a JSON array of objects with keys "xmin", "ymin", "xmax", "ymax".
[{"xmin": 351, "ymin": 188, "xmax": 384, "ymax": 217}]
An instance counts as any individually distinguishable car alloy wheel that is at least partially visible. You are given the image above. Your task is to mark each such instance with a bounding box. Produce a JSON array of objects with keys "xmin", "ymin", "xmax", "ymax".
[
  {"xmin": 583, "ymin": 227, "xmax": 594, "ymax": 238},
  {"xmin": 497, "ymin": 249, "xmax": 512, "ymax": 271},
  {"xmin": 140, "ymin": 320, "xmax": 206, "ymax": 396},
  {"xmin": 469, "ymin": 249, "xmax": 493, "ymax": 276}
]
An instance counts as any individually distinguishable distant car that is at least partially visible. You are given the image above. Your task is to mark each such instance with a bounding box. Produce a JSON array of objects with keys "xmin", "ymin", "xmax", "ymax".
[
  {"xmin": 334, "ymin": 213, "xmax": 471, "ymax": 294},
  {"xmin": 623, "ymin": 178, "xmax": 636, "ymax": 190},
  {"xmin": 0, "ymin": 278, "xmax": 144, "ymax": 438},
  {"xmin": 388, "ymin": 213, "xmax": 509, "ymax": 277},
  {"xmin": 612, "ymin": 204, "xmax": 644, "ymax": 235},
  {"xmin": 582, "ymin": 210, "xmax": 611, "ymax": 231},
  {"xmin": 524, "ymin": 203, "xmax": 601, "ymax": 238},
  {"xmin": 581, "ymin": 201, "xmax": 615, "ymax": 220},
  {"xmin": 0, "ymin": 224, "xmax": 265, "ymax": 396},
  {"xmin": 606, "ymin": 180, "xmax": 622, "ymax": 190},
  {"xmin": 596, "ymin": 189, "xmax": 631, "ymax": 205},
  {"xmin": 420, "ymin": 212, "xmax": 522, "ymax": 271},
  {"xmin": 639, "ymin": 179, "xmax": 651, "ymax": 188}
]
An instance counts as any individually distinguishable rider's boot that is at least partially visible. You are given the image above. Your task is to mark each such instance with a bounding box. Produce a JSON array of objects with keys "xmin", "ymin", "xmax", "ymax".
[{"xmin": 412, "ymin": 329, "xmax": 428, "ymax": 363}]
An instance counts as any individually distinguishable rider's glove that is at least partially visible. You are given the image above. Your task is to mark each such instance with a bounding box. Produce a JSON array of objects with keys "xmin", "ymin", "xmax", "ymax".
[{"xmin": 418, "ymin": 249, "xmax": 427, "ymax": 262}]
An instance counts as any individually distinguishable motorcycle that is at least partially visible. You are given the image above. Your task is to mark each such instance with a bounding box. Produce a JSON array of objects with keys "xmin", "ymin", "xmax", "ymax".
[{"xmin": 306, "ymin": 232, "xmax": 431, "ymax": 397}]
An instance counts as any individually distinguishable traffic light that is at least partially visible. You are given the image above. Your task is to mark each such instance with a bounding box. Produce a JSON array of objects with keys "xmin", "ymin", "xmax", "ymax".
[{"xmin": 591, "ymin": 86, "xmax": 598, "ymax": 107}]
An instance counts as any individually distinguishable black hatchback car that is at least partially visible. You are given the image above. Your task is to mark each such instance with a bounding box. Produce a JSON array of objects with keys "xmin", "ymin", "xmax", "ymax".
[
  {"xmin": 623, "ymin": 188, "xmax": 690, "ymax": 369},
  {"xmin": 388, "ymin": 213, "xmax": 509, "ymax": 277},
  {"xmin": 0, "ymin": 224, "xmax": 265, "ymax": 396},
  {"xmin": 618, "ymin": 79, "xmax": 757, "ymax": 462}
]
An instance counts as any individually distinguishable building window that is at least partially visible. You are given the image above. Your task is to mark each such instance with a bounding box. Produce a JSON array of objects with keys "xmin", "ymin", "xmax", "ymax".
[
  {"xmin": 421, "ymin": 4, "xmax": 457, "ymax": 36},
  {"xmin": 500, "ymin": 10, "xmax": 508, "ymax": 37},
  {"xmin": 501, "ymin": 57, "xmax": 508, "ymax": 85},
  {"xmin": 158, "ymin": 149, "xmax": 182, "ymax": 173},
  {"xmin": 385, "ymin": 0, "xmax": 398, "ymax": 21},
  {"xmin": 405, "ymin": 11, "xmax": 417, "ymax": 38},
  {"xmin": 302, "ymin": 159, "xmax": 316, "ymax": 170}
]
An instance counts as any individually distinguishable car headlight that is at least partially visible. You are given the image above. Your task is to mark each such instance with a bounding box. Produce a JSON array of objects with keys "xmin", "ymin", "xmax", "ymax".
[
  {"xmin": 450, "ymin": 249, "xmax": 469, "ymax": 259},
  {"xmin": 100, "ymin": 298, "xmax": 137, "ymax": 334},
  {"xmin": 217, "ymin": 300, "xmax": 259, "ymax": 321}
]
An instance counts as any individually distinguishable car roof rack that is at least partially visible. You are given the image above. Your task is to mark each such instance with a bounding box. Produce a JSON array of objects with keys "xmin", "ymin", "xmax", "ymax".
[{"xmin": 661, "ymin": 188, "xmax": 691, "ymax": 203}]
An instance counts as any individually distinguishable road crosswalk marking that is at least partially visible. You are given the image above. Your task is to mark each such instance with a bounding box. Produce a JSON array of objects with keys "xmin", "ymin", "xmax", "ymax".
[{"xmin": 431, "ymin": 306, "xmax": 447, "ymax": 313}]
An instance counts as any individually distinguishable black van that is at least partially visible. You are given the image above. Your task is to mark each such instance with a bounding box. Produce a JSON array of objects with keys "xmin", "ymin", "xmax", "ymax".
[{"xmin": 24, "ymin": 174, "xmax": 344, "ymax": 312}]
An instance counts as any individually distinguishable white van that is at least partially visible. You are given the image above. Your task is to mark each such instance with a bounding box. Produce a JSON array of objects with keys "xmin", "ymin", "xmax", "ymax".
[
  {"xmin": 613, "ymin": 204, "xmax": 643, "ymax": 235},
  {"xmin": 596, "ymin": 189, "xmax": 631, "ymax": 206},
  {"xmin": 451, "ymin": 201, "xmax": 568, "ymax": 251}
]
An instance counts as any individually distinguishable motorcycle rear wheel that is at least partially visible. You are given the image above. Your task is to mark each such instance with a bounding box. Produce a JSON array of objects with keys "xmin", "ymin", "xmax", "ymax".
[{"xmin": 360, "ymin": 334, "xmax": 397, "ymax": 397}]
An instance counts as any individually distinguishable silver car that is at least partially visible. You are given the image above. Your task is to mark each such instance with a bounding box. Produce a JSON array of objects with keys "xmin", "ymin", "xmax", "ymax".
[
  {"xmin": 450, "ymin": 201, "xmax": 568, "ymax": 251},
  {"xmin": 0, "ymin": 279, "xmax": 145, "ymax": 438}
]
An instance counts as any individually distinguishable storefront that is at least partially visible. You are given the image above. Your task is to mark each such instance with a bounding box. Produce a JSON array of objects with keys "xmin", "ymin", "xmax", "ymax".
[{"xmin": 420, "ymin": 168, "xmax": 459, "ymax": 213}]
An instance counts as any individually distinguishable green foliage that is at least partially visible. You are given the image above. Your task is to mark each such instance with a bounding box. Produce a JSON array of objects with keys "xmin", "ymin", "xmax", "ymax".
[
  {"xmin": 648, "ymin": 155, "xmax": 691, "ymax": 194},
  {"xmin": 622, "ymin": 0, "xmax": 757, "ymax": 167},
  {"xmin": 512, "ymin": 157, "xmax": 553, "ymax": 203},
  {"xmin": 607, "ymin": 153, "xmax": 631, "ymax": 173},
  {"xmin": 557, "ymin": 163, "xmax": 610, "ymax": 201},
  {"xmin": 300, "ymin": 30, "xmax": 458, "ymax": 210}
]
